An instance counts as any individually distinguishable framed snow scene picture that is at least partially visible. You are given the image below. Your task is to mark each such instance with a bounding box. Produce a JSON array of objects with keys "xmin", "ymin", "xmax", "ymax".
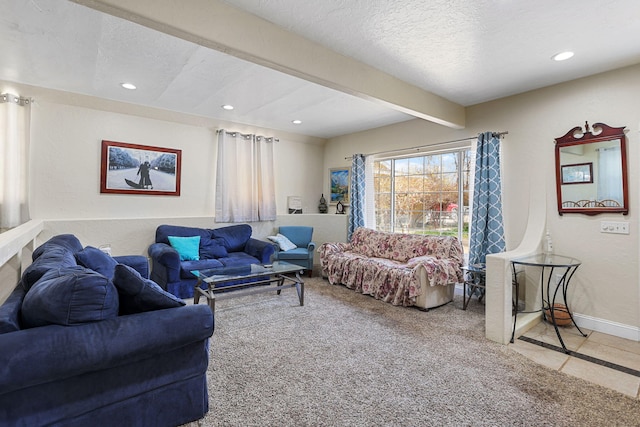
[{"xmin": 100, "ymin": 140, "xmax": 182, "ymax": 196}]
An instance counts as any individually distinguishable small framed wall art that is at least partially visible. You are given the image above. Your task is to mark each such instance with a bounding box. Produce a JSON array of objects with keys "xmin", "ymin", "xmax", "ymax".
[
  {"xmin": 329, "ymin": 167, "xmax": 350, "ymax": 205},
  {"xmin": 561, "ymin": 162, "xmax": 593, "ymax": 185},
  {"xmin": 100, "ymin": 140, "xmax": 182, "ymax": 196}
]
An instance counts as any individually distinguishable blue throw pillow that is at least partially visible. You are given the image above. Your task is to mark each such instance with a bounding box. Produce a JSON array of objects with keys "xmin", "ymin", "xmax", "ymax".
[
  {"xmin": 32, "ymin": 234, "xmax": 83, "ymax": 261},
  {"xmin": 76, "ymin": 246, "xmax": 118, "ymax": 278},
  {"xmin": 0, "ymin": 285, "xmax": 26, "ymax": 334},
  {"xmin": 21, "ymin": 266, "xmax": 119, "ymax": 328},
  {"xmin": 210, "ymin": 224, "xmax": 252, "ymax": 252},
  {"xmin": 113, "ymin": 264, "xmax": 185, "ymax": 315},
  {"xmin": 200, "ymin": 236, "xmax": 228, "ymax": 259},
  {"xmin": 22, "ymin": 246, "xmax": 78, "ymax": 291},
  {"xmin": 168, "ymin": 235, "xmax": 200, "ymax": 261}
]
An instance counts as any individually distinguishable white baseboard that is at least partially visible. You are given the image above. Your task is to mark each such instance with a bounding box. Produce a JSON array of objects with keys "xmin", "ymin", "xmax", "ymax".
[
  {"xmin": 573, "ymin": 312, "xmax": 640, "ymax": 342},
  {"xmin": 454, "ymin": 283, "xmax": 463, "ymax": 296},
  {"xmin": 454, "ymin": 283, "xmax": 640, "ymax": 343}
]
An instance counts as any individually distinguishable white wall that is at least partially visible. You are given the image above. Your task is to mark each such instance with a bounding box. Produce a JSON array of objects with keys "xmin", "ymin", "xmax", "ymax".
[
  {"xmin": 0, "ymin": 81, "xmax": 348, "ymax": 303},
  {"xmin": 22, "ymin": 86, "xmax": 326, "ymax": 219},
  {"xmin": 325, "ymin": 64, "xmax": 640, "ymax": 339},
  {"xmin": 4, "ymin": 65, "xmax": 639, "ymax": 339}
]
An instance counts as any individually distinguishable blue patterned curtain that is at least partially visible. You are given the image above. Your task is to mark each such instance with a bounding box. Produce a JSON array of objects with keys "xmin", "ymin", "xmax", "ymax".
[
  {"xmin": 469, "ymin": 132, "xmax": 505, "ymax": 265},
  {"xmin": 348, "ymin": 154, "xmax": 366, "ymax": 241}
]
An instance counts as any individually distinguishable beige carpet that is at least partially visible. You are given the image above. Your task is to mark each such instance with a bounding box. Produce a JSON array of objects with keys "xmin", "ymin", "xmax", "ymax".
[{"xmin": 184, "ymin": 277, "xmax": 639, "ymax": 426}]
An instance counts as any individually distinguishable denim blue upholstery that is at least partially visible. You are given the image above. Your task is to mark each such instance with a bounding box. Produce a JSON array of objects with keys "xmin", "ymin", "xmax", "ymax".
[
  {"xmin": 76, "ymin": 246, "xmax": 119, "ymax": 278},
  {"xmin": 0, "ymin": 235, "xmax": 214, "ymax": 426},
  {"xmin": 149, "ymin": 224, "xmax": 275, "ymax": 298},
  {"xmin": 21, "ymin": 266, "xmax": 120, "ymax": 328},
  {"xmin": 113, "ymin": 264, "xmax": 185, "ymax": 315},
  {"xmin": 272, "ymin": 226, "xmax": 316, "ymax": 276}
]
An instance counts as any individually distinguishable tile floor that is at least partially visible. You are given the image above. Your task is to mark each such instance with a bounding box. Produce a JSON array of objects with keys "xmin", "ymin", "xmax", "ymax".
[{"xmin": 510, "ymin": 321, "xmax": 640, "ymax": 398}]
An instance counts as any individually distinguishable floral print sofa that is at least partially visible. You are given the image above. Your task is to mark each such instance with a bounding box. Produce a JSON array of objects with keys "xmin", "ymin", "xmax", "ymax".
[{"xmin": 319, "ymin": 227, "xmax": 464, "ymax": 309}]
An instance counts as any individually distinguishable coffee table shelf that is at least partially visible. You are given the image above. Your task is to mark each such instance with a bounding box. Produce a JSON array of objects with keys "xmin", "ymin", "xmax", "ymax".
[{"xmin": 191, "ymin": 261, "xmax": 305, "ymax": 313}]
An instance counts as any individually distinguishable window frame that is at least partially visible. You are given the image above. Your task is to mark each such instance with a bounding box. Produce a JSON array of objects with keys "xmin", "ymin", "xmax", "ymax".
[{"xmin": 372, "ymin": 146, "xmax": 473, "ymax": 245}]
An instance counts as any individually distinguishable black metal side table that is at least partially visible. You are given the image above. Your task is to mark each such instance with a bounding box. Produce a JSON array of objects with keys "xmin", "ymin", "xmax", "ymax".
[
  {"xmin": 510, "ymin": 254, "xmax": 586, "ymax": 353},
  {"xmin": 462, "ymin": 263, "xmax": 486, "ymax": 310}
]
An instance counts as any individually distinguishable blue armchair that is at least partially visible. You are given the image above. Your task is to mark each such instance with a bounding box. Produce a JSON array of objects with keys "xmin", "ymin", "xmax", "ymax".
[{"xmin": 272, "ymin": 226, "xmax": 315, "ymax": 277}]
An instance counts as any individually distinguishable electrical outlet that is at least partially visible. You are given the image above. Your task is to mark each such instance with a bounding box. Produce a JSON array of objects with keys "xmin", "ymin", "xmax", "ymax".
[{"xmin": 600, "ymin": 221, "xmax": 630, "ymax": 234}]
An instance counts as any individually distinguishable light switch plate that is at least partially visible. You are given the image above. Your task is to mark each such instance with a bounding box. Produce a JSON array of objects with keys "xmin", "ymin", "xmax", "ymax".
[{"xmin": 600, "ymin": 221, "xmax": 630, "ymax": 234}]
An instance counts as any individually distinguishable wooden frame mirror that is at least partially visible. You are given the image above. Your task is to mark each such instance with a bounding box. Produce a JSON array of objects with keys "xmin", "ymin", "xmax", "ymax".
[{"xmin": 555, "ymin": 122, "xmax": 628, "ymax": 215}]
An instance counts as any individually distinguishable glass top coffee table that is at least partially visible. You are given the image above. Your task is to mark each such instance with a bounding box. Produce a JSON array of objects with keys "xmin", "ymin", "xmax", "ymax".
[{"xmin": 191, "ymin": 261, "xmax": 305, "ymax": 313}]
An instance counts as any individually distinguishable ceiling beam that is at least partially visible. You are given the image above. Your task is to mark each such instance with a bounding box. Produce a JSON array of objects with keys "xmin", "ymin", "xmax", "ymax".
[{"xmin": 72, "ymin": 0, "xmax": 465, "ymax": 129}]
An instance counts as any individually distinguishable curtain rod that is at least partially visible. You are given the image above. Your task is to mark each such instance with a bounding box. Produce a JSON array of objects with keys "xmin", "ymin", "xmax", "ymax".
[
  {"xmin": 216, "ymin": 129, "xmax": 279, "ymax": 142},
  {"xmin": 344, "ymin": 131, "xmax": 508, "ymax": 160},
  {"xmin": 0, "ymin": 93, "xmax": 31, "ymax": 106}
]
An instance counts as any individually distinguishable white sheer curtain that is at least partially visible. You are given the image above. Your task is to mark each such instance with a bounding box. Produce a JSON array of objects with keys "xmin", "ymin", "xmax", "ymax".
[
  {"xmin": 0, "ymin": 93, "xmax": 31, "ymax": 231},
  {"xmin": 215, "ymin": 130, "xmax": 276, "ymax": 222},
  {"xmin": 597, "ymin": 146, "xmax": 623, "ymax": 203}
]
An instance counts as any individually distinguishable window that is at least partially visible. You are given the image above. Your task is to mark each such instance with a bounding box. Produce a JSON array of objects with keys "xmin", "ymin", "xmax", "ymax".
[{"xmin": 372, "ymin": 148, "xmax": 472, "ymax": 252}]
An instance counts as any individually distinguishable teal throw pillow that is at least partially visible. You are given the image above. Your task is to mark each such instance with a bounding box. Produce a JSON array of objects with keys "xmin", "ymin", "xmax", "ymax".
[{"xmin": 168, "ymin": 235, "xmax": 201, "ymax": 261}]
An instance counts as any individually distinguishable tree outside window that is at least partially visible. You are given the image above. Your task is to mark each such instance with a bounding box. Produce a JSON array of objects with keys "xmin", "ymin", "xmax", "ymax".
[{"xmin": 373, "ymin": 149, "xmax": 472, "ymax": 253}]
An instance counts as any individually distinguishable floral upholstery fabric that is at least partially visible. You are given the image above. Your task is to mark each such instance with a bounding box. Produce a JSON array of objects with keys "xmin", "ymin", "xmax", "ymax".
[{"xmin": 319, "ymin": 227, "xmax": 463, "ymax": 307}]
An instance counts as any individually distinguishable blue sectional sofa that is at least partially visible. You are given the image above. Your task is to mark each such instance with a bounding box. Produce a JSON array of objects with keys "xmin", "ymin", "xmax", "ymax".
[
  {"xmin": 0, "ymin": 234, "xmax": 214, "ymax": 427},
  {"xmin": 148, "ymin": 224, "xmax": 275, "ymax": 299}
]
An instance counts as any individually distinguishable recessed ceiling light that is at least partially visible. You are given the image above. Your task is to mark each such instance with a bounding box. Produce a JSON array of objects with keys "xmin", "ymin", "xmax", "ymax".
[
  {"xmin": 292, "ymin": 120, "xmax": 302, "ymax": 125},
  {"xmin": 222, "ymin": 104, "xmax": 234, "ymax": 110},
  {"xmin": 121, "ymin": 82, "xmax": 136, "ymax": 90},
  {"xmin": 552, "ymin": 51, "xmax": 574, "ymax": 61}
]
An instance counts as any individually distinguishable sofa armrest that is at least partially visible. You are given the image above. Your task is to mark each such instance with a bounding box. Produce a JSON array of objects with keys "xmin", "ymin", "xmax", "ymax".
[
  {"xmin": 318, "ymin": 242, "xmax": 352, "ymax": 276},
  {"xmin": 307, "ymin": 241, "xmax": 317, "ymax": 254},
  {"xmin": 0, "ymin": 304, "xmax": 213, "ymax": 395},
  {"xmin": 318, "ymin": 242, "xmax": 351, "ymax": 257},
  {"xmin": 408, "ymin": 256, "xmax": 464, "ymax": 287},
  {"xmin": 148, "ymin": 242, "xmax": 181, "ymax": 283},
  {"xmin": 113, "ymin": 255, "xmax": 149, "ymax": 279},
  {"xmin": 244, "ymin": 238, "xmax": 275, "ymax": 263}
]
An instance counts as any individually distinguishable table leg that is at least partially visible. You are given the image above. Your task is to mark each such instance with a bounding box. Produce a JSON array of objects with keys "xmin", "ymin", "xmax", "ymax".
[
  {"xmin": 510, "ymin": 263, "xmax": 519, "ymax": 343},
  {"xmin": 561, "ymin": 267, "xmax": 587, "ymax": 337},
  {"xmin": 295, "ymin": 271, "xmax": 304, "ymax": 306},
  {"xmin": 194, "ymin": 278, "xmax": 202, "ymax": 305},
  {"xmin": 207, "ymin": 294, "xmax": 216, "ymax": 313},
  {"xmin": 463, "ymin": 281, "xmax": 476, "ymax": 310}
]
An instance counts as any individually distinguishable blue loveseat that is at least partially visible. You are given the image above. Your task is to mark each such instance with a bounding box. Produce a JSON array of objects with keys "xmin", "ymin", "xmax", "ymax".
[
  {"xmin": 0, "ymin": 234, "xmax": 214, "ymax": 427},
  {"xmin": 148, "ymin": 224, "xmax": 275, "ymax": 299}
]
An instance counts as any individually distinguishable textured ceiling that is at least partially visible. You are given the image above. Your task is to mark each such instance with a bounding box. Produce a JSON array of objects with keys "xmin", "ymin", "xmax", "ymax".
[
  {"xmin": 1, "ymin": 0, "xmax": 639, "ymax": 139},
  {"xmin": 222, "ymin": 0, "xmax": 640, "ymax": 105}
]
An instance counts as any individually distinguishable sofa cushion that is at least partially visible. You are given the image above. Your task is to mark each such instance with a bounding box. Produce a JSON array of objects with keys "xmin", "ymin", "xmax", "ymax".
[
  {"xmin": 76, "ymin": 246, "xmax": 119, "ymax": 278},
  {"xmin": 179, "ymin": 259, "xmax": 225, "ymax": 279},
  {"xmin": 218, "ymin": 252, "xmax": 261, "ymax": 268},
  {"xmin": 113, "ymin": 264, "xmax": 185, "ymax": 314},
  {"xmin": 22, "ymin": 246, "xmax": 78, "ymax": 291},
  {"xmin": 199, "ymin": 236, "xmax": 228, "ymax": 259},
  {"xmin": 210, "ymin": 224, "xmax": 252, "ymax": 252},
  {"xmin": 168, "ymin": 235, "xmax": 201, "ymax": 261},
  {"xmin": 21, "ymin": 266, "xmax": 119, "ymax": 328},
  {"xmin": 276, "ymin": 247, "xmax": 309, "ymax": 260},
  {"xmin": 0, "ymin": 284, "xmax": 27, "ymax": 334},
  {"xmin": 32, "ymin": 234, "xmax": 83, "ymax": 260}
]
